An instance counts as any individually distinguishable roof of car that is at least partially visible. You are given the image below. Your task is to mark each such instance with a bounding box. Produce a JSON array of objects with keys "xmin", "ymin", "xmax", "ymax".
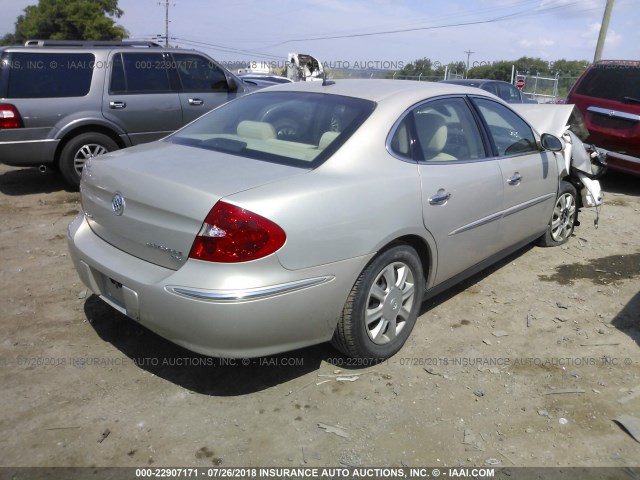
[
  {"xmin": 591, "ymin": 60, "xmax": 640, "ymax": 69},
  {"xmin": 2, "ymin": 40, "xmax": 191, "ymax": 52},
  {"xmin": 254, "ymin": 79, "xmax": 493, "ymax": 104},
  {"xmin": 441, "ymin": 79, "xmax": 510, "ymax": 86}
]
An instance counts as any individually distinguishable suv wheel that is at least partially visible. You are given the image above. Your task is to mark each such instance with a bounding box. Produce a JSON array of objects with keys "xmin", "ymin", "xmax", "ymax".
[{"xmin": 59, "ymin": 133, "xmax": 118, "ymax": 188}]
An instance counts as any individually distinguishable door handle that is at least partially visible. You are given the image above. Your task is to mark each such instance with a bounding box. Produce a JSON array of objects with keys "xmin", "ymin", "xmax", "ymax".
[
  {"xmin": 188, "ymin": 98, "xmax": 204, "ymax": 106},
  {"xmin": 428, "ymin": 189, "xmax": 451, "ymax": 205},
  {"xmin": 109, "ymin": 101, "xmax": 126, "ymax": 109},
  {"xmin": 508, "ymin": 172, "xmax": 523, "ymax": 185}
]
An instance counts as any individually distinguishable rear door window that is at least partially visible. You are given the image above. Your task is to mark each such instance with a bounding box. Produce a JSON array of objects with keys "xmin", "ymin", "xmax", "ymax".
[
  {"xmin": 389, "ymin": 97, "xmax": 486, "ymax": 162},
  {"xmin": 4, "ymin": 52, "xmax": 94, "ymax": 98},
  {"xmin": 109, "ymin": 52, "xmax": 174, "ymax": 94}
]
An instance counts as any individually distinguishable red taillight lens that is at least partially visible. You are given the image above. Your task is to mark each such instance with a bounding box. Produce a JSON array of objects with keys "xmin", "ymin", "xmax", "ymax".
[
  {"xmin": 0, "ymin": 104, "xmax": 23, "ymax": 129},
  {"xmin": 189, "ymin": 201, "xmax": 286, "ymax": 263}
]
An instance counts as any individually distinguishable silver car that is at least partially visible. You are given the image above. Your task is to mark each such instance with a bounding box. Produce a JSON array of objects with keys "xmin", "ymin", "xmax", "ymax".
[{"xmin": 67, "ymin": 79, "xmax": 602, "ymax": 360}]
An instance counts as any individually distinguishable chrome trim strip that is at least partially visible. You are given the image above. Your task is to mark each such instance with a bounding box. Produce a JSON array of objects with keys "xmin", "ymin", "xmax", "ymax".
[
  {"xmin": 502, "ymin": 193, "xmax": 556, "ymax": 218},
  {"xmin": 448, "ymin": 211, "xmax": 502, "ymax": 236},
  {"xmin": 587, "ymin": 106, "xmax": 640, "ymax": 123},
  {"xmin": 0, "ymin": 139, "xmax": 58, "ymax": 145},
  {"xmin": 169, "ymin": 276, "xmax": 334, "ymax": 302},
  {"xmin": 449, "ymin": 193, "xmax": 554, "ymax": 236}
]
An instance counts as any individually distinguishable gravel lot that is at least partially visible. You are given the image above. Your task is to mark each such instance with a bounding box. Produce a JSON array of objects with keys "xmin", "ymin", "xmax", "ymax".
[{"xmin": 0, "ymin": 164, "xmax": 638, "ymax": 470}]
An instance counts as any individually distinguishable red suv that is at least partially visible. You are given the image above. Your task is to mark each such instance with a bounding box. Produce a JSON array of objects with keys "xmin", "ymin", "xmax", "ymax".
[{"xmin": 567, "ymin": 60, "xmax": 640, "ymax": 176}]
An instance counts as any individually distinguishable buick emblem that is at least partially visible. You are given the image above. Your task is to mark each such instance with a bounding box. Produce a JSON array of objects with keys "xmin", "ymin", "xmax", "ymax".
[
  {"xmin": 390, "ymin": 298, "xmax": 399, "ymax": 311},
  {"xmin": 111, "ymin": 192, "xmax": 125, "ymax": 216}
]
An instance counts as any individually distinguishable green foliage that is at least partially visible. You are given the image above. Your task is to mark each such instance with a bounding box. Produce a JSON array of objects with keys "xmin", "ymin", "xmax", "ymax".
[
  {"xmin": 1, "ymin": 0, "xmax": 128, "ymax": 45},
  {"xmin": 395, "ymin": 58, "xmax": 466, "ymax": 81},
  {"xmin": 1, "ymin": 33, "xmax": 17, "ymax": 46},
  {"xmin": 465, "ymin": 56, "xmax": 590, "ymax": 80},
  {"xmin": 390, "ymin": 55, "xmax": 591, "ymax": 97}
]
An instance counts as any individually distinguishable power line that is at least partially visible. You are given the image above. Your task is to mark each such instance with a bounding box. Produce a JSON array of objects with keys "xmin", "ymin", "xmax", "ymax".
[
  {"xmin": 263, "ymin": 0, "xmax": 600, "ymax": 47},
  {"xmin": 172, "ymin": 37, "xmax": 282, "ymax": 61}
]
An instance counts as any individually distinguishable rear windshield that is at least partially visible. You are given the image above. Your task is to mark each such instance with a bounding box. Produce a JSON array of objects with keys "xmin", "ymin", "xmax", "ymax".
[
  {"xmin": 168, "ymin": 91, "xmax": 376, "ymax": 167},
  {"xmin": 575, "ymin": 63, "xmax": 640, "ymax": 102}
]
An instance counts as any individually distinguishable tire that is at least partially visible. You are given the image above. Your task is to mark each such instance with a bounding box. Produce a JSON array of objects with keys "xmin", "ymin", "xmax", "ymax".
[
  {"xmin": 331, "ymin": 244, "xmax": 425, "ymax": 360},
  {"xmin": 59, "ymin": 132, "xmax": 119, "ymax": 189},
  {"xmin": 537, "ymin": 180, "xmax": 578, "ymax": 247}
]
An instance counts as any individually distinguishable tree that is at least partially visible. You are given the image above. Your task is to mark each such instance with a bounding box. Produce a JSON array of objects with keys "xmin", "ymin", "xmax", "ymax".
[
  {"xmin": 396, "ymin": 58, "xmax": 439, "ymax": 80},
  {"xmin": 1, "ymin": 33, "xmax": 17, "ymax": 46},
  {"xmin": 1, "ymin": 0, "xmax": 127, "ymax": 45},
  {"xmin": 467, "ymin": 60, "xmax": 515, "ymax": 81}
]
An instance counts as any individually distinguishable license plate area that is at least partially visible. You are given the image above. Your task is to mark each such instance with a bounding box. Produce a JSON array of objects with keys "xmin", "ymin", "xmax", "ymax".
[{"xmin": 104, "ymin": 277, "xmax": 125, "ymax": 308}]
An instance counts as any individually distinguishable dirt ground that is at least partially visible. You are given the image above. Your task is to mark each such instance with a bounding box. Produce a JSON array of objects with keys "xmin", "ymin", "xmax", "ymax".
[{"xmin": 0, "ymin": 163, "xmax": 638, "ymax": 470}]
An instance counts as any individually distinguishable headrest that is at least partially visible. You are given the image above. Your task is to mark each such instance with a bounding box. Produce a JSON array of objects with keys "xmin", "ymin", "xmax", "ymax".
[
  {"xmin": 318, "ymin": 131, "xmax": 340, "ymax": 150},
  {"xmin": 237, "ymin": 120, "xmax": 277, "ymax": 140},
  {"xmin": 414, "ymin": 113, "xmax": 448, "ymax": 157}
]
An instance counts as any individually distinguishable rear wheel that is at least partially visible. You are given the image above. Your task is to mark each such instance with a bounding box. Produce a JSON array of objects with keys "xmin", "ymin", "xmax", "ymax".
[
  {"xmin": 537, "ymin": 180, "xmax": 578, "ymax": 247},
  {"xmin": 331, "ymin": 244, "xmax": 425, "ymax": 360},
  {"xmin": 59, "ymin": 132, "xmax": 118, "ymax": 188}
]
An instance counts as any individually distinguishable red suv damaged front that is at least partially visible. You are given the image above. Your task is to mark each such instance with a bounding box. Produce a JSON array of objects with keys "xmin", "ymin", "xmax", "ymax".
[{"xmin": 567, "ymin": 60, "xmax": 640, "ymax": 176}]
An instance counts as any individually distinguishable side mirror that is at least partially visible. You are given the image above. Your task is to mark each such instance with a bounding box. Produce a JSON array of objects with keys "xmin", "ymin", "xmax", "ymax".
[{"xmin": 540, "ymin": 133, "xmax": 564, "ymax": 152}]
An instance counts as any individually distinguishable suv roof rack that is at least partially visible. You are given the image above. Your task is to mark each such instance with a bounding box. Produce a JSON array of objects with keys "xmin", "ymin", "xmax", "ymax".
[{"xmin": 24, "ymin": 39, "xmax": 162, "ymax": 48}]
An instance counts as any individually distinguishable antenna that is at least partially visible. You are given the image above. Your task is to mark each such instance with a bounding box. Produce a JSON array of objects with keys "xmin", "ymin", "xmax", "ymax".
[{"xmin": 321, "ymin": 70, "xmax": 334, "ymax": 86}]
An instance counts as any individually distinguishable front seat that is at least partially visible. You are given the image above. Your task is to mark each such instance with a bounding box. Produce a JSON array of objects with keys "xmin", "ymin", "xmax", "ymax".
[{"xmin": 414, "ymin": 113, "xmax": 456, "ymax": 161}]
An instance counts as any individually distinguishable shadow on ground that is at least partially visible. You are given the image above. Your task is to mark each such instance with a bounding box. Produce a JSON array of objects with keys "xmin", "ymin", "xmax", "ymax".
[
  {"xmin": 538, "ymin": 252, "xmax": 640, "ymax": 286},
  {"xmin": 600, "ymin": 169, "xmax": 639, "ymax": 197},
  {"xmin": 83, "ymin": 295, "xmax": 335, "ymax": 396},
  {"xmin": 83, "ymin": 245, "xmax": 538, "ymax": 396},
  {"xmin": 612, "ymin": 291, "xmax": 640, "ymax": 348},
  {"xmin": 0, "ymin": 166, "xmax": 72, "ymax": 195}
]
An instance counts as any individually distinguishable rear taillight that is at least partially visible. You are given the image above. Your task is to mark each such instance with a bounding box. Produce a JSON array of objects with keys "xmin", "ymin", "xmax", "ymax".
[
  {"xmin": 189, "ymin": 201, "xmax": 286, "ymax": 263},
  {"xmin": 0, "ymin": 104, "xmax": 23, "ymax": 129}
]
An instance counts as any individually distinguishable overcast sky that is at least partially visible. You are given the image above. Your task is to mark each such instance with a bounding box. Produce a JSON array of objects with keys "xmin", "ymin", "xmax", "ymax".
[{"xmin": 2, "ymin": 0, "xmax": 639, "ymax": 70}]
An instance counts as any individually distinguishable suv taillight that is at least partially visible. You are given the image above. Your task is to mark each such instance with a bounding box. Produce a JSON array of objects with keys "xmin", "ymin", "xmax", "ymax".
[
  {"xmin": 189, "ymin": 201, "xmax": 286, "ymax": 263},
  {"xmin": 0, "ymin": 104, "xmax": 23, "ymax": 129}
]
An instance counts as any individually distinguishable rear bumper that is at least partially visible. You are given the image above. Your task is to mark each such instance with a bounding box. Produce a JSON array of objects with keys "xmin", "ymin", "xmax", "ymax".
[
  {"xmin": 67, "ymin": 213, "xmax": 369, "ymax": 358},
  {"xmin": 0, "ymin": 138, "xmax": 59, "ymax": 166}
]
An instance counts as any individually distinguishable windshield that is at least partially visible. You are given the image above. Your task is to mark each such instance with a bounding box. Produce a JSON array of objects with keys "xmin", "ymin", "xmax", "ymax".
[{"xmin": 168, "ymin": 91, "xmax": 376, "ymax": 167}]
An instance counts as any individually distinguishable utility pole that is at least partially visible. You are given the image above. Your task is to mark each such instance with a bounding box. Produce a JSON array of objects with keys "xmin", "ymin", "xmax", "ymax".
[
  {"xmin": 464, "ymin": 50, "xmax": 475, "ymax": 72},
  {"xmin": 158, "ymin": 1, "xmax": 175, "ymax": 47},
  {"xmin": 594, "ymin": 0, "xmax": 614, "ymax": 62}
]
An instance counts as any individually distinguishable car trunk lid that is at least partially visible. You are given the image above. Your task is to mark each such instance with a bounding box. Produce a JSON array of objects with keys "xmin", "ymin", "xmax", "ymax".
[{"xmin": 80, "ymin": 141, "xmax": 306, "ymax": 270}]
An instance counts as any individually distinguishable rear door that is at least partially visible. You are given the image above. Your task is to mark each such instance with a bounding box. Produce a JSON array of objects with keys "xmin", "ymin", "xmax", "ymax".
[
  {"xmin": 471, "ymin": 97, "xmax": 558, "ymax": 250},
  {"xmin": 102, "ymin": 51, "xmax": 183, "ymax": 145},
  {"xmin": 390, "ymin": 96, "xmax": 504, "ymax": 286},
  {"xmin": 171, "ymin": 53, "xmax": 244, "ymax": 124}
]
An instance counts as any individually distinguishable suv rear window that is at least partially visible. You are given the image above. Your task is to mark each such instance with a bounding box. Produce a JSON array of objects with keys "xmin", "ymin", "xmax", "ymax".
[
  {"xmin": 575, "ymin": 63, "xmax": 640, "ymax": 102},
  {"xmin": 2, "ymin": 52, "xmax": 94, "ymax": 98},
  {"xmin": 169, "ymin": 91, "xmax": 376, "ymax": 167}
]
